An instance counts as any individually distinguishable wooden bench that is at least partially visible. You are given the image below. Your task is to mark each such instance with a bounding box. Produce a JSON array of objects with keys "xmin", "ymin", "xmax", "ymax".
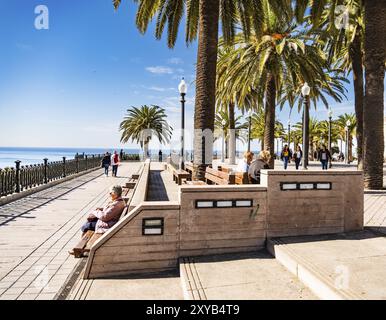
[
  {"xmin": 205, "ymin": 167, "xmax": 235, "ymax": 185},
  {"xmin": 70, "ymin": 187, "xmax": 132, "ymax": 258},
  {"xmin": 218, "ymin": 166, "xmax": 249, "ymax": 185},
  {"xmin": 71, "ymin": 166, "xmax": 144, "ymax": 259},
  {"xmin": 172, "ymin": 169, "xmax": 191, "ymax": 185},
  {"xmin": 185, "ymin": 162, "xmax": 194, "ymax": 175}
]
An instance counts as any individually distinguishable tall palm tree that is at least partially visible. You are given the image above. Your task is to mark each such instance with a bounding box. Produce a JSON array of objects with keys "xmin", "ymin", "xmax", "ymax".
[
  {"xmin": 216, "ymin": 3, "xmax": 338, "ymax": 168},
  {"xmin": 363, "ymin": 1, "xmax": 385, "ymax": 189},
  {"xmin": 114, "ymin": 0, "xmax": 268, "ymax": 180},
  {"xmin": 315, "ymin": 0, "xmax": 364, "ymax": 168},
  {"xmin": 293, "ymin": 0, "xmax": 385, "ymax": 189},
  {"xmin": 119, "ymin": 105, "xmax": 172, "ymax": 158}
]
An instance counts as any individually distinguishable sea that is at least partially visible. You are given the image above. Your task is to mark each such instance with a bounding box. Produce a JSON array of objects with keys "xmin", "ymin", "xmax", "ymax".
[{"xmin": 0, "ymin": 147, "xmax": 141, "ymax": 169}]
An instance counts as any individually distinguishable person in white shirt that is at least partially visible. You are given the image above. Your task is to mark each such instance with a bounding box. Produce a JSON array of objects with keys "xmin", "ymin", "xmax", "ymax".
[
  {"xmin": 111, "ymin": 151, "xmax": 120, "ymax": 177},
  {"xmin": 237, "ymin": 151, "xmax": 254, "ymax": 173}
]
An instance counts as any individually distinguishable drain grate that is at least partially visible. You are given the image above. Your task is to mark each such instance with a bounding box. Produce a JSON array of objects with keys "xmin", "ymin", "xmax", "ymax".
[{"xmin": 54, "ymin": 258, "xmax": 87, "ymax": 300}]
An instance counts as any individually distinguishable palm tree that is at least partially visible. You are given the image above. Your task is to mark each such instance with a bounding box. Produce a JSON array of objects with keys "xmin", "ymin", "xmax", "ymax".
[
  {"xmin": 119, "ymin": 105, "xmax": 172, "ymax": 158},
  {"xmin": 114, "ymin": 0, "xmax": 267, "ymax": 180},
  {"xmin": 336, "ymin": 113, "xmax": 357, "ymax": 162},
  {"xmin": 315, "ymin": 0, "xmax": 364, "ymax": 168},
  {"xmin": 214, "ymin": 110, "xmax": 248, "ymax": 159},
  {"xmin": 216, "ymin": 3, "xmax": 339, "ymax": 168},
  {"xmin": 293, "ymin": 0, "xmax": 385, "ymax": 189},
  {"xmin": 363, "ymin": 1, "xmax": 385, "ymax": 189}
]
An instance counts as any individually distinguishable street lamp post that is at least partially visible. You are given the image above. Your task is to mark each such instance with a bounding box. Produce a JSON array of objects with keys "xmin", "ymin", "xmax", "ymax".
[
  {"xmin": 248, "ymin": 110, "xmax": 252, "ymax": 152},
  {"xmin": 346, "ymin": 120, "xmax": 351, "ymax": 164},
  {"xmin": 328, "ymin": 109, "xmax": 333, "ymax": 152},
  {"xmin": 328, "ymin": 109, "xmax": 333, "ymax": 168},
  {"xmin": 178, "ymin": 78, "xmax": 187, "ymax": 170},
  {"xmin": 301, "ymin": 82, "xmax": 311, "ymax": 170},
  {"xmin": 221, "ymin": 119, "xmax": 226, "ymax": 163},
  {"xmin": 287, "ymin": 119, "xmax": 291, "ymax": 150}
]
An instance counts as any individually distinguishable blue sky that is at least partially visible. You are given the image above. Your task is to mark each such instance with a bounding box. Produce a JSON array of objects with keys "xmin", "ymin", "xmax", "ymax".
[{"xmin": 0, "ymin": 0, "xmax": 383, "ymax": 152}]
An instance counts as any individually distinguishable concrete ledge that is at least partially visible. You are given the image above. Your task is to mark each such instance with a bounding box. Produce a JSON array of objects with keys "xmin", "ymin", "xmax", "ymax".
[
  {"xmin": 261, "ymin": 170, "xmax": 363, "ymax": 176},
  {"xmin": 0, "ymin": 167, "xmax": 100, "ymax": 206},
  {"xmin": 129, "ymin": 159, "xmax": 151, "ymax": 210},
  {"xmin": 180, "ymin": 185, "xmax": 267, "ymax": 192},
  {"xmin": 267, "ymin": 237, "xmax": 363, "ymax": 300}
]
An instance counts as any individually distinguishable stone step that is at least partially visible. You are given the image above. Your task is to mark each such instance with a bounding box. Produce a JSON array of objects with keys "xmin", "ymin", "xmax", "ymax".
[
  {"xmin": 179, "ymin": 251, "xmax": 317, "ymax": 300},
  {"xmin": 267, "ymin": 230, "xmax": 386, "ymax": 300}
]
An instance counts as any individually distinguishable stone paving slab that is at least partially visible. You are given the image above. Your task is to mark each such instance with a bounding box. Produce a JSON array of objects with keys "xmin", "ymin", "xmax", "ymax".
[
  {"xmin": 268, "ymin": 230, "xmax": 386, "ymax": 300},
  {"xmin": 0, "ymin": 162, "xmax": 141, "ymax": 300},
  {"xmin": 180, "ymin": 251, "xmax": 316, "ymax": 300},
  {"xmin": 69, "ymin": 273, "xmax": 184, "ymax": 300}
]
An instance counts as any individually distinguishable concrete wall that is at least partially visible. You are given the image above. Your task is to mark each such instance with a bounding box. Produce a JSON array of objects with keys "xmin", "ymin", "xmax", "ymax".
[
  {"xmin": 85, "ymin": 202, "xmax": 180, "ymax": 279},
  {"xmin": 261, "ymin": 170, "xmax": 363, "ymax": 237},
  {"xmin": 179, "ymin": 185, "xmax": 267, "ymax": 256},
  {"xmin": 84, "ymin": 169, "xmax": 364, "ymax": 279}
]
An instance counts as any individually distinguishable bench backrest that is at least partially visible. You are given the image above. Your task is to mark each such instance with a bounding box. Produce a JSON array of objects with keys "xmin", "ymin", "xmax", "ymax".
[
  {"xmin": 205, "ymin": 167, "xmax": 235, "ymax": 185},
  {"xmin": 235, "ymin": 172, "xmax": 249, "ymax": 185},
  {"xmin": 185, "ymin": 162, "xmax": 194, "ymax": 173}
]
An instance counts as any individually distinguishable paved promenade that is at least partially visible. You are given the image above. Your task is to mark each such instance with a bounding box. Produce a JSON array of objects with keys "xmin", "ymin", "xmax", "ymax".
[{"xmin": 0, "ymin": 162, "xmax": 140, "ymax": 300}]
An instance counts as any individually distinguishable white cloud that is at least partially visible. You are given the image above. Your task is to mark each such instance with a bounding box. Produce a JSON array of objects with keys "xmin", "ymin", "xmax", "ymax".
[
  {"xmin": 146, "ymin": 66, "xmax": 174, "ymax": 74},
  {"xmin": 147, "ymin": 86, "xmax": 175, "ymax": 92},
  {"xmin": 168, "ymin": 58, "xmax": 183, "ymax": 65}
]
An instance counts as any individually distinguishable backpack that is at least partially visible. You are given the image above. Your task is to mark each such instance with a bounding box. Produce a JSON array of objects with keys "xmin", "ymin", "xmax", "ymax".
[{"xmin": 114, "ymin": 154, "xmax": 119, "ymax": 163}]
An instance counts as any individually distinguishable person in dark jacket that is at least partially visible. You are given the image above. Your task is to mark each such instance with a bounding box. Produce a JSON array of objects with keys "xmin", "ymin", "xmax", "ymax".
[
  {"xmin": 293, "ymin": 145, "xmax": 303, "ymax": 170},
  {"xmin": 101, "ymin": 152, "xmax": 111, "ymax": 176},
  {"xmin": 319, "ymin": 145, "xmax": 332, "ymax": 170},
  {"xmin": 248, "ymin": 150, "xmax": 271, "ymax": 184},
  {"xmin": 280, "ymin": 145, "xmax": 292, "ymax": 170}
]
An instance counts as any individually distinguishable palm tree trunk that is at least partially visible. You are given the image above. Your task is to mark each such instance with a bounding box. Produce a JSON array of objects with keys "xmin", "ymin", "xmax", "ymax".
[
  {"xmin": 193, "ymin": 0, "xmax": 220, "ymax": 180},
  {"xmin": 363, "ymin": 0, "xmax": 385, "ymax": 189},
  {"xmin": 264, "ymin": 74, "xmax": 276, "ymax": 169},
  {"xmin": 228, "ymin": 102, "xmax": 236, "ymax": 165},
  {"xmin": 351, "ymin": 29, "xmax": 364, "ymax": 170}
]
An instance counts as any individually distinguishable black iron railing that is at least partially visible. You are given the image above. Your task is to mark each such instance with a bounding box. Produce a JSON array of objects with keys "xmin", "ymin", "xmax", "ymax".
[{"xmin": 0, "ymin": 154, "xmax": 104, "ymax": 198}]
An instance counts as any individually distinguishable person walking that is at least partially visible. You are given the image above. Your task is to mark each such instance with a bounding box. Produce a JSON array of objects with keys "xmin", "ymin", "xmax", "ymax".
[
  {"xmin": 293, "ymin": 145, "xmax": 303, "ymax": 170},
  {"xmin": 280, "ymin": 145, "xmax": 292, "ymax": 170},
  {"xmin": 319, "ymin": 145, "xmax": 332, "ymax": 170},
  {"xmin": 101, "ymin": 152, "xmax": 111, "ymax": 177},
  {"xmin": 159, "ymin": 150, "xmax": 163, "ymax": 162},
  {"xmin": 248, "ymin": 151, "xmax": 271, "ymax": 184},
  {"xmin": 111, "ymin": 151, "xmax": 120, "ymax": 177},
  {"xmin": 120, "ymin": 149, "xmax": 124, "ymax": 160}
]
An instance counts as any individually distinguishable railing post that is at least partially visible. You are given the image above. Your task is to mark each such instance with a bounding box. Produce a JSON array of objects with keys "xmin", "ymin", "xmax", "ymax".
[
  {"xmin": 85, "ymin": 155, "xmax": 88, "ymax": 170},
  {"xmin": 15, "ymin": 160, "xmax": 21, "ymax": 193},
  {"xmin": 43, "ymin": 158, "xmax": 48, "ymax": 184},
  {"xmin": 62, "ymin": 157, "xmax": 66, "ymax": 178},
  {"xmin": 75, "ymin": 155, "xmax": 79, "ymax": 174}
]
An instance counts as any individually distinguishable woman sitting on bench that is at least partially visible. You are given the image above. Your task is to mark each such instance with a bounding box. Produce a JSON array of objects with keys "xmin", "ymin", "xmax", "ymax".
[{"xmin": 80, "ymin": 185, "xmax": 126, "ymax": 236}]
